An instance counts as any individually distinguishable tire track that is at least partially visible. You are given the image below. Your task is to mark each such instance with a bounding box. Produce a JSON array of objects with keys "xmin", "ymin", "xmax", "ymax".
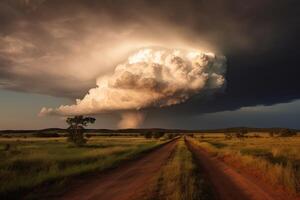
[
  {"xmin": 60, "ymin": 139, "xmax": 178, "ymax": 200},
  {"xmin": 186, "ymin": 137, "xmax": 287, "ymax": 200}
]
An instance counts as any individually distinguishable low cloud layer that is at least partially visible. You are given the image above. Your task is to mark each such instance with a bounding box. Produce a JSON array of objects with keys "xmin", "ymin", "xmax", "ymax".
[
  {"xmin": 40, "ymin": 48, "xmax": 226, "ymax": 127},
  {"xmin": 0, "ymin": 0, "xmax": 217, "ymax": 99}
]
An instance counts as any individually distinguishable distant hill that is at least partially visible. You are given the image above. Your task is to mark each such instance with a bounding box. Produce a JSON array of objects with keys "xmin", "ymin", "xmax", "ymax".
[{"xmin": 0, "ymin": 127, "xmax": 299, "ymax": 134}]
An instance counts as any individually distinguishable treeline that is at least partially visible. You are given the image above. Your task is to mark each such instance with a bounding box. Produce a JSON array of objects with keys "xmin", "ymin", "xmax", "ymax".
[
  {"xmin": 141, "ymin": 131, "xmax": 180, "ymax": 139},
  {"xmin": 202, "ymin": 127, "xmax": 299, "ymax": 133},
  {"xmin": 0, "ymin": 127, "xmax": 298, "ymax": 137},
  {"xmin": 0, "ymin": 128, "xmax": 66, "ymax": 134},
  {"xmin": 224, "ymin": 127, "xmax": 297, "ymax": 139}
]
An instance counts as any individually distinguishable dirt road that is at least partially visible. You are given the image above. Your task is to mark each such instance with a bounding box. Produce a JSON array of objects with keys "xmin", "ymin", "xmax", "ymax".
[
  {"xmin": 60, "ymin": 140, "xmax": 177, "ymax": 200},
  {"xmin": 186, "ymin": 138, "xmax": 290, "ymax": 200}
]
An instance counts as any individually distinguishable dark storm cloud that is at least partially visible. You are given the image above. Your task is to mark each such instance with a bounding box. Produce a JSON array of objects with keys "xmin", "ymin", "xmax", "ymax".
[{"xmin": 0, "ymin": 0, "xmax": 299, "ymax": 116}]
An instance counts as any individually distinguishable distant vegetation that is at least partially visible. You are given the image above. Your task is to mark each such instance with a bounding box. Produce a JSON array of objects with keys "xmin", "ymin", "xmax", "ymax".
[
  {"xmin": 223, "ymin": 128, "xmax": 298, "ymax": 139},
  {"xmin": 268, "ymin": 128, "xmax": 297, "ymax": 137},
  {"xmin": 141, "ymin": 131, "xmax": 180, "ymax": 140},
  {"xmin": 0, "ymin": 127, "xmax": 299, "ymax": 136}
]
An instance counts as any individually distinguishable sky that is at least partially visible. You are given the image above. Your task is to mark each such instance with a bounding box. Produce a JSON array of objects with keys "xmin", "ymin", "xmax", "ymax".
[{"xmin": 0, "ymin": 0, "xmax": 299, "ymax": 130}]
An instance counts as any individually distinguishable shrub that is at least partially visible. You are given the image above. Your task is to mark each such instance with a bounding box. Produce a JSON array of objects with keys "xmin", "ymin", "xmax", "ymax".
[
  {"xmin": 186, "ymin": 133, "xmax": 194, "ymax": 138},
  {"xmin": 153, "ymin": 132, "xmax": 165, "ymax": 139},
  {"xmin": 33, "ymin": 132, "xmax": 60, "ymax": 137},
  {"xmin": 144, "ymin": 132, "xmax": 153, "ymax": 139},
  {"xmin": 4, "ymin": 144, "xmax": 11, "ymax": 151},
  {"xmin": 224, "ymin": 133, "xmax": 232, "ymax": 140},
  {"xmin": 279, "ymin": 129, "xmax": 297, "ymax": 137},
  {"xmin": 236, "ymin": 129, "xmax": 247, "ymax": 138},
  {"xmin": 166, "ymin": 133, "xmax": 175, "ymax": 139}
]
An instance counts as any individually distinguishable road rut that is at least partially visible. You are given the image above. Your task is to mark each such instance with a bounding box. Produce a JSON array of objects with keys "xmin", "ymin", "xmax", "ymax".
[
  {"xmin": 60, "ymin": 140, "xmax": 177, "ymax": 200},
  {"xmin": 186, "ymin": 138, "xmax": 294, "ymax": 200}
]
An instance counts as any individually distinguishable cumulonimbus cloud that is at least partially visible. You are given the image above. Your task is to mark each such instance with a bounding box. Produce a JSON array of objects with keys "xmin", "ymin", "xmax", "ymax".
[{"xmin": 40, "ymin": 47, "xmax": 226, "ymax": 127}]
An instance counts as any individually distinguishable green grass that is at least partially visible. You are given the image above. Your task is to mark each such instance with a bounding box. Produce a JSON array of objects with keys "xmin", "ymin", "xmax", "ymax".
[
  {"xmin": 191, "ymin": 135, "xmax": 300, "ymax": 194},
  {"xmin": 0, "ymin": 136, "xmax": 163, "ymax": 199},
  {"xmin": 147, "ymin": 138, "xmax": 214, "ymax": 200}
]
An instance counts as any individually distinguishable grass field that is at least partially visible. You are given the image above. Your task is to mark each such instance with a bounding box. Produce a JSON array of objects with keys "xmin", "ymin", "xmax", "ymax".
[
  {"xmin": 1, "ymin": 133, "xmax": 299, "ymax": 199},
  {"xmin": 192, "ymin": 133, "xmax": 300, "ymax": 194},
  {"xmin": 0, "ymin": 136, "xmax": 163, "ymax": 199}
]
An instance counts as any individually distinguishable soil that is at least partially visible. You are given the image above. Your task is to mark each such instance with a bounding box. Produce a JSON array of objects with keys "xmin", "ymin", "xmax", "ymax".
[
  {"xmin": 60, "ymin": 140, "xmax": 178, "ymax": 200},
  {"xmin": 185, "ymin": 138, "xmax": 299, "ymax": 200}
]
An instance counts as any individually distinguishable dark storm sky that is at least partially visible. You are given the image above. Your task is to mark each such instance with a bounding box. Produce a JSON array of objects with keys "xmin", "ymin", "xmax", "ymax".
[{"xmin": 0, "ymin": 0, "xmax": 299, "ymax": 129}]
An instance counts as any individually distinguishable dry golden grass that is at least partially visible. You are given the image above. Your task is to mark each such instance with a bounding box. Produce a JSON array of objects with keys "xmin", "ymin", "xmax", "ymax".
[
  {"xmin": 146, "ymin": 138, "xmax": 213, "ymax": 200},
  {"xmin": 190, "ymin": 136, "xmax": 300, "ymax": 194}
]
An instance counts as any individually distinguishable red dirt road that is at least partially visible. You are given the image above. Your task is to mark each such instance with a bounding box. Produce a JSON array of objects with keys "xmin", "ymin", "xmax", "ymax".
[
  {"xmin": 60, "ymin": 140, "xmax": 177, "ymax": 200},
  {"xmin": 186, "ymin": 138, "xmax": 293, "ymax": 200}
]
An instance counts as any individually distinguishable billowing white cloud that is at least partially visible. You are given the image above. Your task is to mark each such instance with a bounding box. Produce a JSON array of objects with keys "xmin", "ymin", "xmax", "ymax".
[{"xmin": 40, "ymin": 47, "xmax": 226, "ymax": 127}]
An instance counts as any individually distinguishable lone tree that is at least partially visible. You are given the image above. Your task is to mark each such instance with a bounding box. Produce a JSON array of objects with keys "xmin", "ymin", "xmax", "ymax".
[{"xmin": 66, "ymin": 116, "xmax": 96, "ymax": 146}]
